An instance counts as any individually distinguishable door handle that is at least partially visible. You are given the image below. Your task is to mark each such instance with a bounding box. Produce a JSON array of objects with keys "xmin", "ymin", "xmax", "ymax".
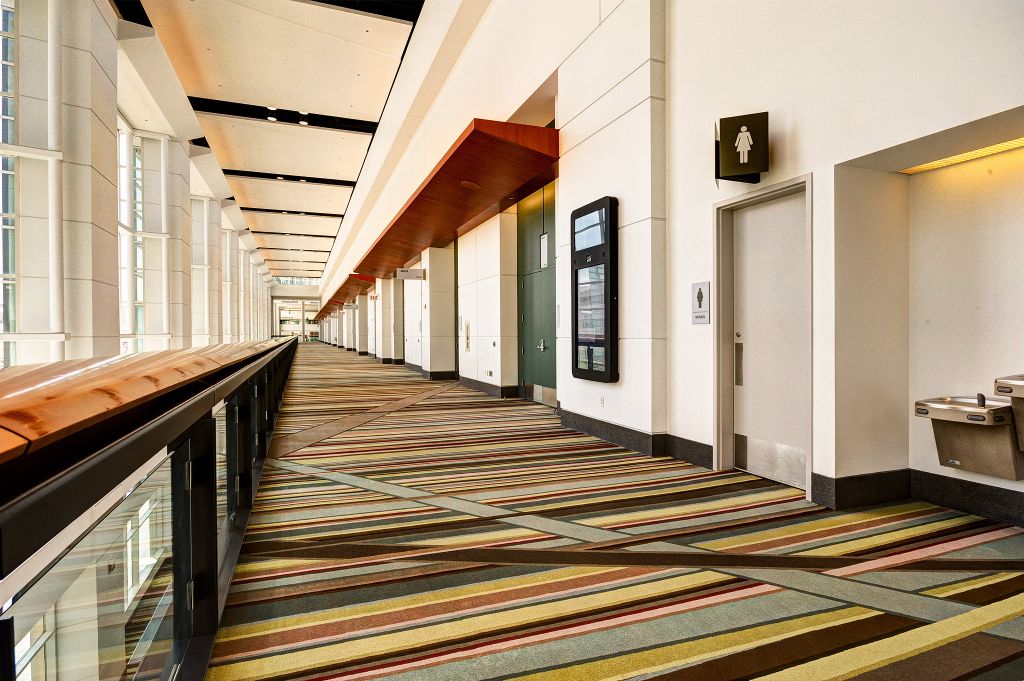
[
  {"xmin": 537, "ymin": 339, "xmax": 546, "ymax": 352},
  {"xmin": 735, "ymin": 342, "xmax": 743, "ymax": 386}
]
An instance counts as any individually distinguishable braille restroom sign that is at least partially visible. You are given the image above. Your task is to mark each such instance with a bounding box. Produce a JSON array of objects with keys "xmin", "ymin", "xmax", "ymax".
[
  {"xmin": 718, "ymin": 112, "xmax": 769, "ymax": 179},
  {"xmin": 692, "ymin": 281, "xmax": 710, "ymax": 324}
]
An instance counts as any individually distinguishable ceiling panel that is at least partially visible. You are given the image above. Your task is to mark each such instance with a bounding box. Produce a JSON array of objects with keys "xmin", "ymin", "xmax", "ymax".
[
  {"xmin": 253, "ymin": 233, "xmax": 334, "ymax": 251},
  {"xmin": 271, "ymin": 269, "xmax": 326, "ymax": 278},
  {"xmin": 261, "ymin": 249, "xmax": 330, "ymax": 263},
  {"xmin": 244, "ymin": 212, "xmax": 340, "ymax": 237},
  {"xmin": 229, "ymin": 176, "xmax": 353, "ymax": 214},
  {"xmin": 143, "ymin": 0, "xmax": 411, "ymax": 121},
  {"xmin": 138, "ymin": 0, "xmax": 422, "ymax": 290},
  {"xmin": 199, "ymin": 114, "xmax": 370, "ymax": 180}
]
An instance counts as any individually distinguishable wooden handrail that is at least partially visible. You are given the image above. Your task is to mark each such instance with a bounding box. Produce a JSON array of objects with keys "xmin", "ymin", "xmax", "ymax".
[{"xmin": 0, "ymin": 339, "xmax": 286, "ymax": 464}]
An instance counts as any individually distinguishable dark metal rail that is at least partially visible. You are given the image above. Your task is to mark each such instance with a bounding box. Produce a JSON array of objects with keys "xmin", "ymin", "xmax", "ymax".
[{"xmin": 0, "ymin": 338, "xmax": 297, "ymax": 680}]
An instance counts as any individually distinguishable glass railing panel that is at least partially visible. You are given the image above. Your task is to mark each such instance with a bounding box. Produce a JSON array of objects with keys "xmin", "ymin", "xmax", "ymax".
[
  {"xmin": 214, "ymin": 401, "xmax": 231, "ymax": 562},
  {"xmin": 6, "ymin": 454, "xmax": 178, "ymax": 681}
]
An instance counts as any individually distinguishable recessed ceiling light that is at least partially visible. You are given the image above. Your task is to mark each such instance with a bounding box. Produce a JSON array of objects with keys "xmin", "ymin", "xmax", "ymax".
[
  {"xmin": 267, "ymin": 116, "xmax": 277, "ymax": 122},
  {"xmin": 276, "ymin": 176, "xmax": 284, "ymax": 180},
  {"xmin": 299, "ymin": 120, "xmax": 308, "ymax": 126},
  {"xmin": 299, "ymin": 111, "xmax": 308, "ymax": 115},
  {"xmin": 267, "ymin": 106, "xmax": 277, "ymax": 111},
  {"xmin": 898, "ymin": 137, "xmax": 1024, "ymax": 174},
  {"xmin": 299, "ymin": 179, "xmax": 306, "ymax": 182}
]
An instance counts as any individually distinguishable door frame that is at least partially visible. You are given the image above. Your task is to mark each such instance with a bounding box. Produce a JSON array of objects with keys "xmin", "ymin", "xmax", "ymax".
[{"xmin": 713, "ymin": 174, "xmax": 813, "ymax": 494}]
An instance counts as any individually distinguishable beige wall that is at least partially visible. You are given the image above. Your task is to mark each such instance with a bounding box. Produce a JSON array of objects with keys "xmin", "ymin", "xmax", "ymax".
[{"xmin": 908, "ymin": 147, "xmax": 1024, "ymax": 492}]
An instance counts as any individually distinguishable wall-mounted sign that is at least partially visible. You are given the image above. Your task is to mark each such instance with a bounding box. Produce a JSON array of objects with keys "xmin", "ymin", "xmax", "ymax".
[
  {"xmin": 717, "ymin": 111, "xmax": 768, "ymax": 183},
  {"xmin": 343, "ymin": 303, "xmax": 357, "ymax": 310},
  {"xmin": 397, "ymin": 268, "xmax": 425, "ymax": 280},
  {"xmin": 692, "ymin": 281, "xmax": 710, "ymax": 324}
]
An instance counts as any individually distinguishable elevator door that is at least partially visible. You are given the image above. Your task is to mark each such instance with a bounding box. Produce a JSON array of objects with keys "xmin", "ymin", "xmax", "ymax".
[
  {"xmin": 518, "ymin": 183, "xmax": 557, "ymax": 400},
  {"xmin": 733, "ymin": 190, "xmax": 810, "ymax": 489}
]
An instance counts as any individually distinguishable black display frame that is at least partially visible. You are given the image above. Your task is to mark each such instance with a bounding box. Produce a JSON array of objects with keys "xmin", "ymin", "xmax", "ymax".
[{"xmin": 571, "ymin": 196, "xmax": 619, "ymax": 383}]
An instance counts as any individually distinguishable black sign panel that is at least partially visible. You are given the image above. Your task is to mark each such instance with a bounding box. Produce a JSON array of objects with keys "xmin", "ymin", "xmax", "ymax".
[
  {"xmin": 718, "ymin": 111, "xmax": 768, "ymax": 180},
  {"xmin": 571, "ymin": 196, "xmax": 619, "ymax": 383}
]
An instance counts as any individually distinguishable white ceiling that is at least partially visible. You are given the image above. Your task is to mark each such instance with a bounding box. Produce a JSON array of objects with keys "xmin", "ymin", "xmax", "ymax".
[
  {"xmin": 141, "ymin": 0, "xmax": 417, "ymax": 280},
  {"xmin": 244, "ymin": 212, "xmax": 340, "ymax": 237},
  {"xmin": 229, "ymin": 176, "xmax": 353, "ymax": 214},
  {"xmin": 261, "ymin": 249, "xmax": 330, "ymax": 263},
  {"xmin": 272, "ymin": 268, "xmax": 328, "ymax": 277},
  {"xmin": 253, "ymin": 233, "xmax": 335, "ymax": 251},
  {"xmin": 199, "ymin": 114, "xmax": 371, "ymax": 180},
  {"xmin": 142, "ymin": 0, "xmax": 409, "ymax": 120}
]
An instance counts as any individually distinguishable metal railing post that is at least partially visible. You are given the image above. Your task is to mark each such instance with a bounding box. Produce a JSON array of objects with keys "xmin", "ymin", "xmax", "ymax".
[
  {"xmin": 236, "ymin": 382, "xmax": 255, "ymax": 510},
  {"xmin": 0, "ymin": 618, "xmax": 13, "ymax": 681}
]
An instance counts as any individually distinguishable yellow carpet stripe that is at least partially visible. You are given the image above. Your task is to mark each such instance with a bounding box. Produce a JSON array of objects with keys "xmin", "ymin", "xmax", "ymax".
[
  {"xmin": 510, "ymin": 607, "xmax": 879, "ymax": 681},
  {"xmin": 207, "ymin": 571, "xmax": 729, "ymax": 680},
  {"xmin": 695, "ymin": 501, "xmax": 938, "ymax": 551},
  {"xmin": 796, "ymin": 515, "xmax": 982, "ymax": 556},
  {"xmin": 756, "ymin": 592, "xmax": 1024, "ymax": 680},
  {"xmin": 217, "ymin": 565, "xmax": 637, "ymax": 640}
]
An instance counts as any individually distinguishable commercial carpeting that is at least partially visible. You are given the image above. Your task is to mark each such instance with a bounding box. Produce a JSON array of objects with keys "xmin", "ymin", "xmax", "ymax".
[{"xmin": 206, "ymin": 342, "xmax": 1024, "ymax": 680}]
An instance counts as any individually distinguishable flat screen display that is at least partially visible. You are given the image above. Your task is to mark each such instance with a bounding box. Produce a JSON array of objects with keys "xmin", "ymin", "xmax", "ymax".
[
  {"xmin": 573, "ymin": 208, "xmax": 606, "ymax": 251},
  {"xmin": 576, "ymin": 264, "xmax": 606, "ymax": 371}
]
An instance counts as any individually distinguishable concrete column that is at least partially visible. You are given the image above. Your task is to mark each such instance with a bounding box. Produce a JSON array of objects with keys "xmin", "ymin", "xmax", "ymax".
[
  {"xmin": 20, "ymin": 0, "xmax": 120, "ymax": 362},
  {"xmin": 221, "ymin": 226, "xmax": 239, "ymax": 342},
  {"xmin": 421, "ymin": 245, "xmax": 456, "ymax": 377},
  {"xmin": 375, "ymin": 277, "xmax": 404, "ymax": 363},
  {"xmin": 166, "ymin": 139, "xmax": 191, "ymax": 349},
  {"xmin": 457, "ymin": 211, "xmax": 519, "ymax": 391},
  {"xmin": 366, "ymin": 290, "xmax": 377, "ymax": 356},
  {"xmin": 355, "ymin": 293, "xmax": 368, "ymax": 354},
  {"xmin": 191, "ymin": 196, "xmax": 221, "ymax": 346},
  {"xmin": 345, "ymin": 308, "xmax": 356, "ymax": 349}
]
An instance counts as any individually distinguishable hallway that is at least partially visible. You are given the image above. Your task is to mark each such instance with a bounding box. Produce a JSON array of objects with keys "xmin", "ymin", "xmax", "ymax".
[{"xmin": 206, "ymin": 344, "xmax": 1024, "ymax": 680}]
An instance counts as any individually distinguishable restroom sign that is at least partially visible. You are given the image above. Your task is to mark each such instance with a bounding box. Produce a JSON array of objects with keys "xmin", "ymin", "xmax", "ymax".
[
  {"xmin": 692, "ymin": 282, "xmax": 710, "ymax": 324},
  {"xmin": 717, "ymin": 112, "xmax": 769, "ymax": 181}
]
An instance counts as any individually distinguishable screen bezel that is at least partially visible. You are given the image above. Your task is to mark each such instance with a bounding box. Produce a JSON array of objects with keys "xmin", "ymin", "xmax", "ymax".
[{"xmin": 570, "ymin": 196, "xmax": 619, "ymax": 383}]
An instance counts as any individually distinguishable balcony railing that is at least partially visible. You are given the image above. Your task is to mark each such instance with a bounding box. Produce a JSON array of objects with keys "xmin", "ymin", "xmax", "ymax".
[{"xmin": 0, "ymin": 337, "xmax": 297, "ymax": 680}]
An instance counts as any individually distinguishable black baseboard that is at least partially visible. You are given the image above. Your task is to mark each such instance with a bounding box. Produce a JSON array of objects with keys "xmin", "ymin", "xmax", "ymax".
[
  {"xmin": 404, "ymin": 362, "xmax": 456, "ymax": 381},
  {"xmin": 459, "ymin": 376, "xmax": 519, "ymax": 398},
  {"xmin": 811, "ymin": 470, "xmax": 911, "ymax": 509},
  {"xmin": 558, "ymin": 409, "xmax": 665, "ymax": 456},
  {"xmin": 394, "ymin": 359, "xmax": 405, "ymax": 365},
  {"xmin": 358, "ymin": 351, "xmax": 368, "ymax": 356},
  {"xmin": 378, "ymin": 357, "xmax": 393, "ymax": 364},
  {"xmin": 911, "ymin": 470, "xmax": 1024, "ymax": 528},
  {"xmin": 347, "ymin": 348, "xmax": 356, "ymax": 352},
  {"xmin": 662, "ymin": 434, "xmax": 714, "ymax": 469}
]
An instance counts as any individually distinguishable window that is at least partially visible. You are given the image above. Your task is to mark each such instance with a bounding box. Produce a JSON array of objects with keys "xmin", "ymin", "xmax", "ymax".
[
  {"xmin": 117, "ymin": 127, "xmax": 145, "ymax": 353},
  {"xmin": 273, "ymin": 276, "xmax": 320, "ymax": 286},
  {"xmin": 0, "ymin": 0, "xmax": 14, "ymax": 368},
  {"xmin": 14, "ymin": 606, "xmax": 54, "ymax": 681},
  {"xmin": 124, "ymin": 489, "xmax": 163, "ymax": 607}
]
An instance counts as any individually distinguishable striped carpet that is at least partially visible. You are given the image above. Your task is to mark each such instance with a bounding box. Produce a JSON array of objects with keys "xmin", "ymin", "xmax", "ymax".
[{"xmin": 207, "ymin": 342, "xmax": 1024, "ymax": 680}]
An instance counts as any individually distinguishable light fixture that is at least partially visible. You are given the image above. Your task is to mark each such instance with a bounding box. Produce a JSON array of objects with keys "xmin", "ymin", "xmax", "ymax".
[
  {"xmin": 299, "ymin": 111, "xmax": 308, "ymax": 115},
  {"xmin": 898, "ymin": 137, "xmax": 1024, "ymax": 175},
  {"xmin": 267, "ymin": 116, "xmax": 277, "ymax": 122},
  {"xmin": 299, "ymin": 179, "xmax": 306, "ymax": 182},
  {"xmin": 267, "ymin": 106, "xmax": 277, "ymax": 111},
  {"xmin": 299, "ymin": 120, "xmax": 309, "ymax": 126},
  {"xmin": 276, "ymin": 176, "xmax": 284, "ymax": 180}
]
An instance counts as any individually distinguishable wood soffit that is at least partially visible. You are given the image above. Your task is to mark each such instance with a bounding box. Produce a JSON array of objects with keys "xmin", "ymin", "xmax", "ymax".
[{"xmin": 321, "ymin": 119, "xmax": 558, "ymax": 312}]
